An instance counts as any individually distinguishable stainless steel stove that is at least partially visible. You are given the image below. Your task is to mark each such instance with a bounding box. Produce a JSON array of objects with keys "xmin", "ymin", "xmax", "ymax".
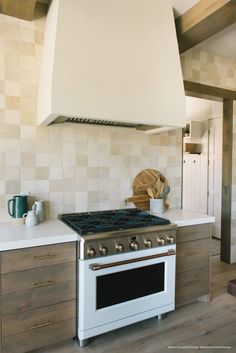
[
  {"xmin": 59, "ymin": 208, "xmax": 176, "ymax": 347},
  {"xmin": 59, "ymin": 208, "xmax": 176, "ymax": 259}
]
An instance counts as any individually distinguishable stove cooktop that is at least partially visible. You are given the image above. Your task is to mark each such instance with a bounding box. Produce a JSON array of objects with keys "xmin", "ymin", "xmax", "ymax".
[{"xmin": 59, "ymin": 208, "xmax": 170, "ymax": 236}]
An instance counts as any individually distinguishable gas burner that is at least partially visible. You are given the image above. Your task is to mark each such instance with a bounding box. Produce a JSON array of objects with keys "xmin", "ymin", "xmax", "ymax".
[{"xmin": 59, "ymin": 208, "xmax": 170, "ymax": 236}]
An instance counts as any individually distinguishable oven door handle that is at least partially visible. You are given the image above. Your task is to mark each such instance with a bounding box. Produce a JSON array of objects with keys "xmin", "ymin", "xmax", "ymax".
[{"xmin": 89, "ymin": 249, "xmax": 176, "ymax": 271}]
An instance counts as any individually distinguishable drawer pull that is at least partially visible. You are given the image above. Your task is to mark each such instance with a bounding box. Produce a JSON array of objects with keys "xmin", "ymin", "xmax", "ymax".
[
  {"xmin": 90, "ymin": 250, "xmax": 176, "ymax": 271},
  {"xmin": 33, "ymin": 254, "xmax": 56, "ymax": 260},
  {"xmin": 30, "ymin": 321, "xmax": 54, "ymax": 330},
  {"xmin": 33, "ymin": 280, "xmax": 54, "ymax": 288}
]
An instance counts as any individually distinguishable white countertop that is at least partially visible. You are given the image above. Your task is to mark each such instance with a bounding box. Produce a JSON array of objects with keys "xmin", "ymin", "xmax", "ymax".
[
  {"xmin": 0, "ymin": 219, "xmax": 77, "ymax": 251},
  {"xmin": 0, "ymin": 209, "xmax": 215, "ymax": 251},
  {"xmin": 150, "ymin": 208, "xmax": 215, "ymax": 227}
]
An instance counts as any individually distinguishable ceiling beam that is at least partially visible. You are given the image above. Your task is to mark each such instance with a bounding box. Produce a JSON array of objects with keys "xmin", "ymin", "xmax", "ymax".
[
  {"xmin": 184, "ymin": 80, "xmax": 236, "ymax": 101},
  {"xmin": 1, "ymin": 0, "xmax": 39, "ymax": 21},
  {"xmin": 176, "ymin": 0, "xmax": 236, "ymax": 54}
]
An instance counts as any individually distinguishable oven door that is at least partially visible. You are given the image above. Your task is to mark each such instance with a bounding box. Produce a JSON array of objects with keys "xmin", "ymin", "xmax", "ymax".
[{"xmin": 79, "ymin": 245, "xmax": 176, "ymax": 334}]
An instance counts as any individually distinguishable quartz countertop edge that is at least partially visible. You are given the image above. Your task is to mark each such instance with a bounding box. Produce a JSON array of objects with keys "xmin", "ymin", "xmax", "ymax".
[
  {"xmin": 0, "ymin": 209, "xmax": 215, "ymax": 251},
  {"xmin": 0, "ymin": 219, "xmax": 77, "ymax": 251},
  {"xmin": 150, "ymin": 208, "xmax": 215, "ymax": 227}
]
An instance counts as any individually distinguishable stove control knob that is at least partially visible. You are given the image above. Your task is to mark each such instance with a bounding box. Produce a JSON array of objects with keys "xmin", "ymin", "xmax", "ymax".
[
  {"xmin": 87, "ymin": 248, "xmax": 96, "ymax": 257},
  {"xmin": 144, "ymin": 240, "xmax": 152, "ymax": 248},
  {"xmin": 157, "ymin": 238, "xmax": 166, "ymax": 246},
  {"xmin": 130, "ymin": 241, "xmax": 139, "ymax": 251},
  {"xmin": 100, "ymin": 246, "xmax": 108, "ymax": 256},
  {"xmin": 160, "ymin": 238, "xmax": 166, "ymax": 245},
  {"xmin": 166, "ymin": 236, "xmax": 175, "ymax": 244},
  {"xmin": 116, "ymin": 244, "xmax": 124, "ymax": 253}
]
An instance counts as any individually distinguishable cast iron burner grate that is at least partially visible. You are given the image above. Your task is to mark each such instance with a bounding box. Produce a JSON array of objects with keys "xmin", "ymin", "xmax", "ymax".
[{"xmin": 59, "ymin": 208, "xmax": 170, "ymax": 235}]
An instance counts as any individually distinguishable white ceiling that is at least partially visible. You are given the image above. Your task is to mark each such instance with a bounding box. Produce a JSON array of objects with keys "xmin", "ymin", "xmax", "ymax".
[{"xmin": 169, "ymin": 0, "xmax": 236, "ymax": 60}]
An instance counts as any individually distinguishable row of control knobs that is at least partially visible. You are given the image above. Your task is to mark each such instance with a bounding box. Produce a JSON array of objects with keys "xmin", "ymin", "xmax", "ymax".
[{"xmin": 87, "ymin": 236, "xmax": 175, "ymax": 257}]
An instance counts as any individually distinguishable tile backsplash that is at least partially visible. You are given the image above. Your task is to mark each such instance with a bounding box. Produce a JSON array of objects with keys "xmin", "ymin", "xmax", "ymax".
[
  {"xmin": 0, "ymin": 122, "xmax": 182, "ymax": 221},
  {"xmin": 0, "ymin": 13, "xmax": 182, "ymax": 222},
  {"xmin": 181, "ymin": 49, "xmax": 236, "ymax": 90}
]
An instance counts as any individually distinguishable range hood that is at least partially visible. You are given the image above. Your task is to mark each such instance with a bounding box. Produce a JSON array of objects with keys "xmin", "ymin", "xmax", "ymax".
[{"xmin": 38, "ymin": 0, "xmax": 186, "ymax": 130}]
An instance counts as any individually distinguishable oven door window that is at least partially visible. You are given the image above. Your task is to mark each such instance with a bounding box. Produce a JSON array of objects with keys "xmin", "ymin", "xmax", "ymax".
[{"xmin": 96, "ymin": 262, "xmax": 165, "ymax": 309}]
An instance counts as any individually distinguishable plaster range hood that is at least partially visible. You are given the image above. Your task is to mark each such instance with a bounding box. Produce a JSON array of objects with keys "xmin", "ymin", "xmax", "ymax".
[{"xmin": 37, "ymin": 0, "xmax": 186, "ymax": 132}]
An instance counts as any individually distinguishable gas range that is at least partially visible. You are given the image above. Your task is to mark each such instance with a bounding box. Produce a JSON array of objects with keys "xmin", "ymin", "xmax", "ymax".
[
  {"xmin": 59, "ymin": 208, "xmax": 176, "ymax": 259},
  {"xmin": 59, "ymin": 208, "xmax": 176, "ymax": 347}
]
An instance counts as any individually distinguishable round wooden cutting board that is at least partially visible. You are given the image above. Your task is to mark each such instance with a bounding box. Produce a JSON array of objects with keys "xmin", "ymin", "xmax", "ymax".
[{"xmin": 132, "ymin": 169, "xmax": 168, "ymax": 210}]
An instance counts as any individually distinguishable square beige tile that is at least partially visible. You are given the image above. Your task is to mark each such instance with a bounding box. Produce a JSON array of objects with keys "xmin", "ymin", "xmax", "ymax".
[
  {"xmin": 5, "ymin": 96, "xmax": 20, "ymax": 110},
  {"xmin": 0, "ymin": 80, "xmax": 4, "ymax": 95},
  {"xmin": 5, "ymin": 180, "xmax": 20, "ymax": 194}
]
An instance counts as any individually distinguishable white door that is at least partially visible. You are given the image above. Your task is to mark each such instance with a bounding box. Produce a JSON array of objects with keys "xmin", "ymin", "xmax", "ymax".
[
  {"xmin": 183, "ymin": 154, "xmax": 201, "ymax": 212},
  {"xmin": 208, "ymin": 118, "xmax": 222, "ymax": 239}
]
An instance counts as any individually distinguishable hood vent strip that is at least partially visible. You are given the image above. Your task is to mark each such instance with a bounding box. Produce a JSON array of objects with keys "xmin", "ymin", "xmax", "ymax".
[{"xmin": 58, "ymin": 117, "xmax": 138, "ymax": 128}]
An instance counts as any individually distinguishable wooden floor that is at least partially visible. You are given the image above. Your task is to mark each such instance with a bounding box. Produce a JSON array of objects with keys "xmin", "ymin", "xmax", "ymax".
[{"xmin": 39, "ymin": 255, "xmax": 236, "ymax": 353}]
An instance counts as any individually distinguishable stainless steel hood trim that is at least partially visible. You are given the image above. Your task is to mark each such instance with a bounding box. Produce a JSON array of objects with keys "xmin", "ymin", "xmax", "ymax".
[
  {"xmin": 52, "ymin": 116, "xmax": 137, "ymax": 128},
  {"xmin": 51, "ymin": 116, "xmax": 161, "ymax": 130}
]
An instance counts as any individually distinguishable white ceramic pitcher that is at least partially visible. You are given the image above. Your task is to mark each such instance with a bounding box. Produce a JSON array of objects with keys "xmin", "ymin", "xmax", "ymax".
[
  {"xmin": 32, "ymin": 200, "xmax": 44, "ymax": 222},
  {"xmin": 23, "ymin": 210, "xmax": 38, "ymax": 227}
]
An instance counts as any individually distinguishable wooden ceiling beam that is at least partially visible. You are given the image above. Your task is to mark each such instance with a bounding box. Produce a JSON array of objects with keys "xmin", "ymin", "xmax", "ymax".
[
  {"xmin": 184, "ymin": 80, "xmax": 236, "ymax": 101},
  {"xmin": 1, "ymin": 0, "xmax": 38, "ymax": 21},
  {"xmin": 176, "ymin": 0, "xmax": 236, "ymax": 53}
]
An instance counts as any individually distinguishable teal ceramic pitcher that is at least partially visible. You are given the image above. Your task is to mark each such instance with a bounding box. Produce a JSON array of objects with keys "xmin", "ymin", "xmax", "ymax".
[{"xmin": 8, "ymin": 195, "xmax": 28, "ymax": 218}]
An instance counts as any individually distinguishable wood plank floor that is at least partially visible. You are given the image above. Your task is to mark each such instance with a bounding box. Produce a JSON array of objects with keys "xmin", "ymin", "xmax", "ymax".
[{"xmin": 38, "ymin": 255, "xmax": 236, "ymax": 353}]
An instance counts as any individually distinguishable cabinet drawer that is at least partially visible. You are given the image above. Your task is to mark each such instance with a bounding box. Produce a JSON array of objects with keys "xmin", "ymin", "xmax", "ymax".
[
  {"xmin": 1, "ymin": 262, "xmax": 75, "ymax": 295},
  {"xmin": 1, "ymin": 242, "xmax": 76, "ymax": 273},
  {"xmin": 2, "ymin": 281, "xmax": 76, "ymax": 316},
  {"xmin": 176, "ymin": 281, "xmax": 209, "ymax": 306},
  {"xmin": 176, "ymin": 224, "xmax": 210, "ymax": 243},
  {"xmin": 176, "ymin": 267, "xmax": 209, "ymax": 289},
  {"xmin": 2, "ymin": 319, "xmax": 75, "ymax": 353},
  {"xmin": 2, "ymin": 300, "xmax": 76, "ymax": 338},
  {"xmin": 176, "ymin": 238, "xmax": 210, "ymax": 273}
]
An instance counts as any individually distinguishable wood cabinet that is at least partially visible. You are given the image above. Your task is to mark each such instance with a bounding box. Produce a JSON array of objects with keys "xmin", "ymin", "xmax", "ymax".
[
  {"xmin": 176, "ymin": 224, "xmax": 211, "ymax": 307},
  {"xmin": 0, "ymin": 242, "xmax": 76, "ymax": 353}
]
